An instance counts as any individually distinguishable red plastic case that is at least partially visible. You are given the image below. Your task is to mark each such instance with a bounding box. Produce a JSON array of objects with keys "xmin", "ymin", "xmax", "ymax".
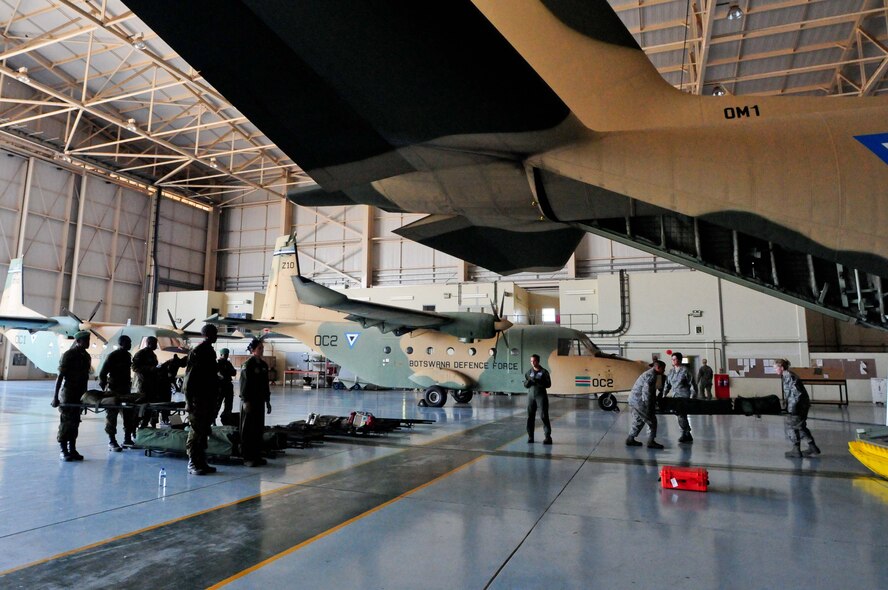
[{"xmin": 659, "ymin": 466, "xmax": 709, "ymax": 492}]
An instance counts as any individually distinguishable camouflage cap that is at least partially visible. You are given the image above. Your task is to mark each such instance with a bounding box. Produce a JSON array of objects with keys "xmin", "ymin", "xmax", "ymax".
[{"xmin": 74, "ymin": 330, "xmax": 90, "ymax": 341}]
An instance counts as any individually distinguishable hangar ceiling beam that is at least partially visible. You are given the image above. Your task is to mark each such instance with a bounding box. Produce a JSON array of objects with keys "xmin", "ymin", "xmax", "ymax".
[{"xmin": 687, "ymin": 0, "xmax": 716, "ymax": 95}]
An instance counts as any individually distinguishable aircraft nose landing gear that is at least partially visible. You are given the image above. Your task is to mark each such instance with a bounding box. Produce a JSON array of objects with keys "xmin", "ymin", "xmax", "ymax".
[
  {"xmin": 598, "ymin": 393, "xmax": 619, "ymax": 412},
  {"xmin": 423, "ymin": 385, "xmax": 448, "ymax": 408}
]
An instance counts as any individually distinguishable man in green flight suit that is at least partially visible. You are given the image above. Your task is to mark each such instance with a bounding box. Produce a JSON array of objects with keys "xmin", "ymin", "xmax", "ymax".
[
  {"xmin": 183, "ymin": 324, "xmax": 219, "ymax": 475},
  {"xmin": 98, "ymin": 335, "xmax": 133, "ymax": 452},
  {"xmin": 51, "ymin": 331, "xmax": 92, "ymax": 461},
  {"xmin": 239, "ymin": 338, "xmax": 272, "ymax": 467},
  {"xmin": 524, "ymin": 353, "xmax": 553, "ymax": 445}
]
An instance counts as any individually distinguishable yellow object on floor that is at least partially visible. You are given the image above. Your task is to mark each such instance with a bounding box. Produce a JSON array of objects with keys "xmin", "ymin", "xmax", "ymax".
[{"xmin": 849, "ymin": 440, "xmax": 888, "ymax": 480}]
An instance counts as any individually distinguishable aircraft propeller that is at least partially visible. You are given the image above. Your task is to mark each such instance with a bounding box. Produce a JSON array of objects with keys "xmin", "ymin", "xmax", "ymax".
[
  {"xmin": 167, "ymin": 309, "xmax": 196, "ymax": 333},
  {"xmin": 489, "ymin": 285, "xmax": 512, "ymax": 358},
  {"xmin": 63, "ymin": 300, "xmax": 108, "ymax": 344}
]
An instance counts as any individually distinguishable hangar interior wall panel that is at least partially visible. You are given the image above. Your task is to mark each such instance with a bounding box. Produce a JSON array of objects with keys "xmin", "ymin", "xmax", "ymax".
[
  {"xmin": 0, "ymin": 153, "xmax": 27, "ymax": 285},
  {"xmin": 19, "ymin": 160, "xmax": 75, "ymax": 317},
  {"xmin": 218, "ymin": 202, "xmax": 679, "ymax": 291},
  {"xmin": 219, "ymin": 194, "xmax": 288, "ymax": 291},
  {"xmin": 74, "ymin": 181, "xmax": 150, "ymax": 324},
  {"xmin": 156, "ymin": 198, "xmax": 207, "ymax": 291}
]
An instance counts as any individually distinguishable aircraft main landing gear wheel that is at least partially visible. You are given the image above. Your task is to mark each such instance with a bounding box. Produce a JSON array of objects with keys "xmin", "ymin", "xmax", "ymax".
[
  {"xmin": 424, "ymin": 385, "xmax": 448, "ymax": 408},
  {"xmin": 452, "ymin": 390, "xmax": 474, "ymax": 404},
  {"xmin": 598, "ymin": 393, "xmax": 619, "ymax": 412}
]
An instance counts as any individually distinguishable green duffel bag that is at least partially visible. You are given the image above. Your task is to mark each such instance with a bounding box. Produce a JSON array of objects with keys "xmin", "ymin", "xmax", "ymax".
[{"xmin": 135, "ymin": 425, "xmax": 239, "ymax": 457}]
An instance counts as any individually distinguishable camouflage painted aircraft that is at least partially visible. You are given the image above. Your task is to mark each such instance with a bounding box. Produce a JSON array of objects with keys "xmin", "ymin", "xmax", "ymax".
[
  {"xmin": 210, "ymin": 235, "xmax": 647, "ymax": 408},
  {"xmin": 0, "ymin": 258, "xmax": 190, "ymax": 375},
  {"xmin": 127, "ymin": 1, "xmax": 888, "ymax": 329}
]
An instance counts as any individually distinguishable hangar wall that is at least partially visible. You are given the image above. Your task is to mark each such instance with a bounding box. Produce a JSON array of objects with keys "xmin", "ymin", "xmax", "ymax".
[
  {"xmin": 0, "ymin": 146, "xmax": 209, "ymax": 375},
  {"xmin": 216, "ymin": 198, "xmax": 679, "ymax": 291}
]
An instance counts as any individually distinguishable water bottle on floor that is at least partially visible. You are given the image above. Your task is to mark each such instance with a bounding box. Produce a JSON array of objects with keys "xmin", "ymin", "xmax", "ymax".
[{"xmin": 158, "ymin": 467, "xmax": 167, "ymax": 487}]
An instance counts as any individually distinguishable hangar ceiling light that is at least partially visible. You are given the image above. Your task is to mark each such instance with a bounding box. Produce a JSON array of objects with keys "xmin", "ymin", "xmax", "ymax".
[{"xmin": 726, "ymin": 5, "xmax": 744, "ymax": 21}]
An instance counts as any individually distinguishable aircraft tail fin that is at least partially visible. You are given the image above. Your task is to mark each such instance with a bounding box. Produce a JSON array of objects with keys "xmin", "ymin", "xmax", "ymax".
[
  {"xmin": 261, "ymin": 234, "xmax": 349, "ymax": 323},
  {"xmin": 0, "ymin": 258, "xmax": 44, "ymax": 318}
]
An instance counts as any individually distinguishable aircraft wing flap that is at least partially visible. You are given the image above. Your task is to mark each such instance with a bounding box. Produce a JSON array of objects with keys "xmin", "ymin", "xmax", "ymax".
[{"xmin": 394, "ymin": 214, "xmax": 584, "ymax": 275}]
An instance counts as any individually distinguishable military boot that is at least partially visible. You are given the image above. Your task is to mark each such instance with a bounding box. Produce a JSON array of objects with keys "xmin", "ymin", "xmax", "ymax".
[
  {"xmin": 626, "ymin": 436, "xmax": 642, "ymax": 447},
  {"xmin": 122, "ymin": 435, "xmax": 136, "ymax": 448},
  {"xmin": 108, "ymin": 437, "xmax": 122, "ymax": 452},
  {"xmin": 802, "ymin": 442, "xmax": 821, "ymax": 457},
  {"xmin": 68, "ymin": 441, "xmax": 84, "ymax": 461},
  {"xmin": 200, "ymin": 460, "xmax": 217, "ymax": 474},
  {"xmin": 678, "ymin": 433, "xmax": 694, "ymax": 443},
  {"xmin": 187, "ymin": 460, "xmax": 207, "ymax": 476},
  {"xmin": 59, "ymin": 441, "xmax": 72, "ymax": 462},
  {"xmin": 647, "ymin": 440, "xmax": 664, "ymax": 450},
  {"xmin": 785, "ymin": 444, "xmax": 802, "ymax": 458}
]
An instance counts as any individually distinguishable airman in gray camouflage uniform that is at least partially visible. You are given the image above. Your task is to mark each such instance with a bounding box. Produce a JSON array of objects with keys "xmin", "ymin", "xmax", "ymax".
[
  {"xmin": 627, "ymin": 360, "xmax": 665, "ymax": 449},
  {"xmin": 664, "ymin": 352, "xmax": 694, "ymax": 443},
  {"xmin": 775, "ymin": 359, "xmax": 821, "ymax": 458}
]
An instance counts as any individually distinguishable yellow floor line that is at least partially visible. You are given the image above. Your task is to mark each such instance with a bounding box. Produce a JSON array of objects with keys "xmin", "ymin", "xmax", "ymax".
[{"xmin": 208, "ymin": 455, "xmax": 484, "ymax": 589}]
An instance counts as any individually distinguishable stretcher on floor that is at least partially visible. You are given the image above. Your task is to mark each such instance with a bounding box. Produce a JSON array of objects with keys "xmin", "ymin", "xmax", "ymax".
[
  {"xmin": 137, "ymin": 425, "xmax": 239, "ymax": 458},
  {"xmin": 656, "ymin": 395, "xmax": 783, "ymax": 417}
]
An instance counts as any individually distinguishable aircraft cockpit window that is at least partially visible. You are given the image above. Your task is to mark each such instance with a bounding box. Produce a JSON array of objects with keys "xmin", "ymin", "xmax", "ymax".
[
  {"xmin": 426, "ymin": 346, "xmax": 434, "ymax": 355},
  {"xmin": 383, "ymin": 346, "xmax": 391, "ymax": 354},
  {"xmin": 558, "ymin": 337, "xmax": 604, "ymax": 357}
]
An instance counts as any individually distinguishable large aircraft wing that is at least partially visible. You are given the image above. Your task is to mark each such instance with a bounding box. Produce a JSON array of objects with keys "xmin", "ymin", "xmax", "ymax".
[
  {"xmin": 0, "ymin": 315, "xmax": 60, "ymax": 331},
  {"xmin": 122, "ymin": 0, "xmax": 590, "ymax": 274},
  {"xmin": 204, "ymin": 314, "xmax": 281, "ymax": 331},
  {"xmin": 292, "ymin": 276, "xmax": 450, "ymax": 334}
]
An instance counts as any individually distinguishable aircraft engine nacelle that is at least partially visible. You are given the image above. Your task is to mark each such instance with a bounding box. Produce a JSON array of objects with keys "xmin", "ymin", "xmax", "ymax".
[{"xmin": 438, "ymin": 312, "xmax": 500, "ymax": 341}]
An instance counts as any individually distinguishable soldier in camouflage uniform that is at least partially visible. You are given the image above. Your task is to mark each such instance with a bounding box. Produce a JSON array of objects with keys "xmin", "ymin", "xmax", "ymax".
[
  {"xmin": 239, "ymin": 339, "xmax": 272, "ymax": 467},
  {"xmin": 696, "ymin": 358, "xmax": 714, "ymax": 400},
  {"xmin": 664, "ymin": 352, "xmax": 695, "ymax": 443},
  {"xmin": 51, "ymin": 331, "xmax": 91, "ymax": 461},
  {"xmin": 131, "ymin": 336, "xmax": 159, "ymax": 443},
  {"xmin": 183, "ymin": 324, "xmax": 220, "ymax": 475},
  {"xmin": 626, "ymin": 360, "xmax": 666, "ymax": 449},
  {"xmin": 524, "ymin": 354, "xmax": 553, "ymax": 444},
  {"xmin": 98, "ymin": 335, "xmax": 133, "ymax": 452},
  {"xmin": 775, "ymin": 359, "xmax": 821, "ymax": 458},
  {"xmin": 216, "ymin": 347, "xmax": 237, "ymax": 424}
]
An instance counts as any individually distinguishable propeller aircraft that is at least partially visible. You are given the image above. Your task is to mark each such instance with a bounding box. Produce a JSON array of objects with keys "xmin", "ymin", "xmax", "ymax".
[
  {"xmin": 124, "ymin": 0, "xmax": 888, "ymax": 330},
  {"xmin": 0, "ymin": 258, "xmax": 191, "ymax": 374},
  {"xmin": 209, "ymin": 235, "xmax": 646, "ymax": 408}
]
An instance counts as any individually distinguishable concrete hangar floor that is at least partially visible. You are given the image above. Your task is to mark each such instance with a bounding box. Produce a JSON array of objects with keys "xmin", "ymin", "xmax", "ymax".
[{"xmin": 0, "ymin": 382, "xmax": 885, "ymax": 589}]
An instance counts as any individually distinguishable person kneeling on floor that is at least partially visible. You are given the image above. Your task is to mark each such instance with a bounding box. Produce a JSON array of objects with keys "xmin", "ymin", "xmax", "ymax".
[{"xmin": 626, "ymin": 360, "xmax": 666, "ymax": 450}]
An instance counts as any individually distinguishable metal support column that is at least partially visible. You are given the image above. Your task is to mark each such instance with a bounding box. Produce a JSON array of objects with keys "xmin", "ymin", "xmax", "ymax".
[{"xmin": 67, "ymin": 173, "xmax": 88, "ymax": 311}]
